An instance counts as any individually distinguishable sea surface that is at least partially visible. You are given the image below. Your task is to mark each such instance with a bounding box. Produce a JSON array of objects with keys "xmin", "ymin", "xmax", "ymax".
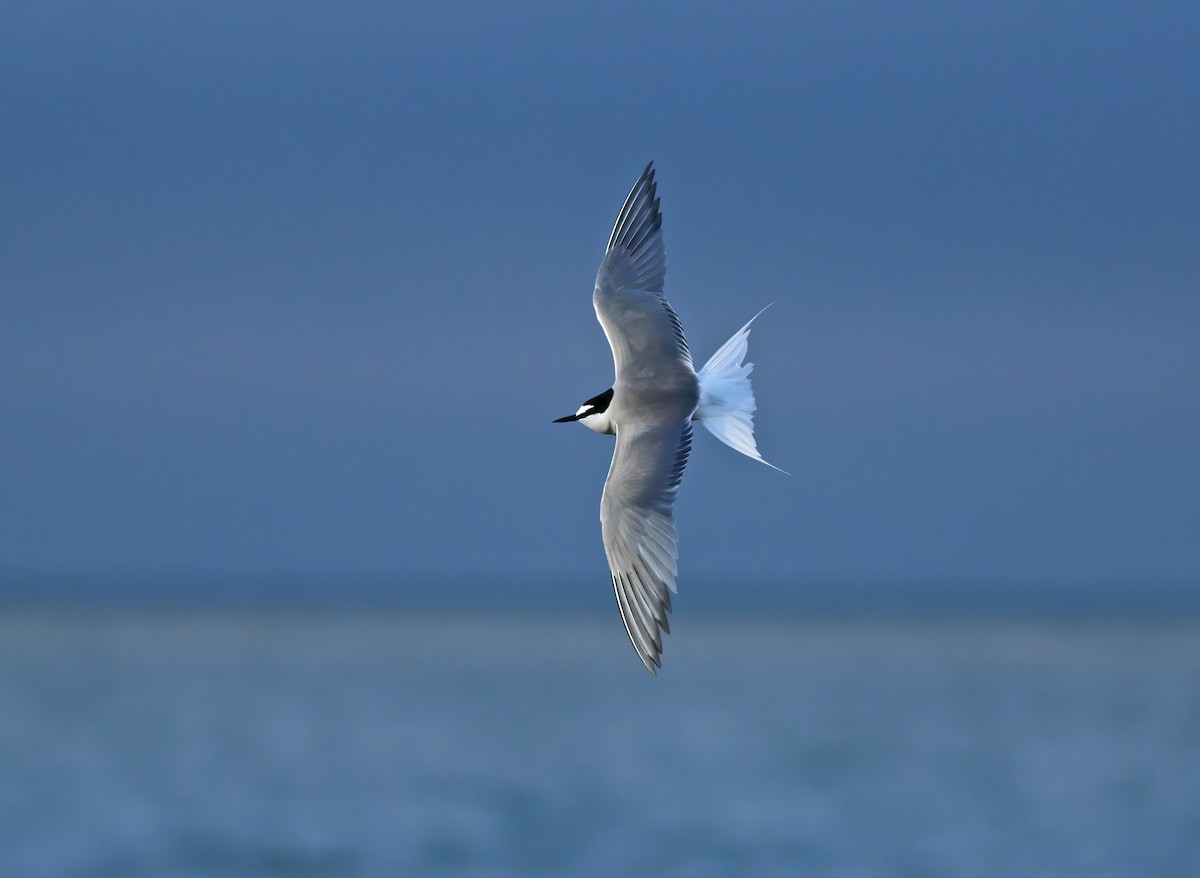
[{"xmin": 1, "ymin": 608, "xmax": 1197, "ymax": 877}]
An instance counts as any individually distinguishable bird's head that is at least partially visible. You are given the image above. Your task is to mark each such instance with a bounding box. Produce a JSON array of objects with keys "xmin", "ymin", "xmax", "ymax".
[{"xmin": 553, "ymin": 387, "xmax": 615, "ymax": 434}]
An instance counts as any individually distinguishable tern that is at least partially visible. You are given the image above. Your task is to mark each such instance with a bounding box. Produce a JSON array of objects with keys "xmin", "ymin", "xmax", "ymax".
[{"xmin": 555, "ymin": 162, "xmax": 784, "ymax": 674}]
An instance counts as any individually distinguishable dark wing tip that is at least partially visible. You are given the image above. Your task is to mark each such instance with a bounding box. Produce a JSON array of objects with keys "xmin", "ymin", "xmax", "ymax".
[
  {"xmin": 612, "ymin": 571, "xmax": 666, "ymax": 675},
  {"xmin": 637, "ymin": 161, "xmax": 655, "ymax": 188},
  {"xmin": 606, "ymin": 163, "xmax": 662, "ymax": 255}
]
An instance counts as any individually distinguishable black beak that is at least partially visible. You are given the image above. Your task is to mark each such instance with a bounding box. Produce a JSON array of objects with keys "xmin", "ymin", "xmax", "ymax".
[{"xmin": 553, "ymin": 413, "xmax": 582, "ymax": 423}]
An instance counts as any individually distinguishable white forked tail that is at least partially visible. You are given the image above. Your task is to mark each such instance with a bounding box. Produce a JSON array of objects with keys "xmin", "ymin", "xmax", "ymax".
[{"xmin": 695, "ymin": 307, "xmax": 788, "ymax": 474}]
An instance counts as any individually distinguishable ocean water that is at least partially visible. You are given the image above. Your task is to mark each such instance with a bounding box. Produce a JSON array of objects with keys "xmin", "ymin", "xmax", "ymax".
[{"xmin": 1, "ymin": 609, "xmax": 1197, "ymax": 877}]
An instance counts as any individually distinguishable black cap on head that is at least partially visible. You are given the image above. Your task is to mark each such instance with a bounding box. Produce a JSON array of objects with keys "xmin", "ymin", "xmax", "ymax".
[
  {"xmin": 584, "ymin": 388, "xmax": 614, "ymax": 413},
  {"xmin": 553, "ymin": 387, "xmax": 613, "ymax": 423}
]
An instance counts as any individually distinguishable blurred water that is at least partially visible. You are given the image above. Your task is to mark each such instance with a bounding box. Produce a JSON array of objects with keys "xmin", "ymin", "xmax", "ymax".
[{"xmin": 1, "ymin": 608, "xmax": 1197, "ymax": 877}]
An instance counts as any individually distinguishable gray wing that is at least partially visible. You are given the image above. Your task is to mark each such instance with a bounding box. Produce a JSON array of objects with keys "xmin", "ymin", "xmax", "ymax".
[
  {"xmin": 593, "ymin": 163, "xmax": 693, "ymax": 377},
  {"xmin": 600, "ymin": 418, "xmax": 693, "ymax": 674}
]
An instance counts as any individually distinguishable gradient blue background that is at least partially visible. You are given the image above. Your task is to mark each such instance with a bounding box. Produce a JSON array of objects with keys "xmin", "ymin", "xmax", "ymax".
[
  {"xmin": 3, "ymin": 2, "xmax": 1197, "ymax": 600},
  {"xmin": 4, "ymin": 7, "xmax": 1200, "ymax": 877}
]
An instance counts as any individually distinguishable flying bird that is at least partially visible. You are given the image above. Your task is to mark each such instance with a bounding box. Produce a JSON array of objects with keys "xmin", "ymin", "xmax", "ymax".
[{"xmin": 555, "ymin": 162, "xmax": 784, "ymax": 674}]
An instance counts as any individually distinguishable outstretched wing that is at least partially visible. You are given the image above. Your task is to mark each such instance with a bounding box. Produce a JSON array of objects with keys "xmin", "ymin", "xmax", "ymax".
[
  {"xmin": 593, "ymin": 163, "xmax": 692, "ymax": 378},
  {"xmin": 600, "ymin": 418, "xmax": 693, "ymax": 674}
]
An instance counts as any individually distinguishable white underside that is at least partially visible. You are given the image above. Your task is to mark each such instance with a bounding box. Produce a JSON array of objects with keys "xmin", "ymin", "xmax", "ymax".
[{"xmin": 579, "ymin": 410, "xmax": 614, "ymax": 434}]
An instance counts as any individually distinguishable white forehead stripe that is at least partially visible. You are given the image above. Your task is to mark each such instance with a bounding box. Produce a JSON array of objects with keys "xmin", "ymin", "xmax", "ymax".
[{"xmin": 576, "ymin": 404, "xmax": 593, "ymax": 416}]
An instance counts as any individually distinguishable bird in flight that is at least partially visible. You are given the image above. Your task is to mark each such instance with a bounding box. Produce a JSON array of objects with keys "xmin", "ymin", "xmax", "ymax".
[{"xmin": 555, "ymin": 162, "xmax": 784, "ymax": 674}]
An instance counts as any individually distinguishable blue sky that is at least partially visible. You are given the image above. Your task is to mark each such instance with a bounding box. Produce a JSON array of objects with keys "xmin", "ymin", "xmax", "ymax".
[{"xmin": 2, "ymin": 2, "xmax": 1197, "ymax": 596}]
